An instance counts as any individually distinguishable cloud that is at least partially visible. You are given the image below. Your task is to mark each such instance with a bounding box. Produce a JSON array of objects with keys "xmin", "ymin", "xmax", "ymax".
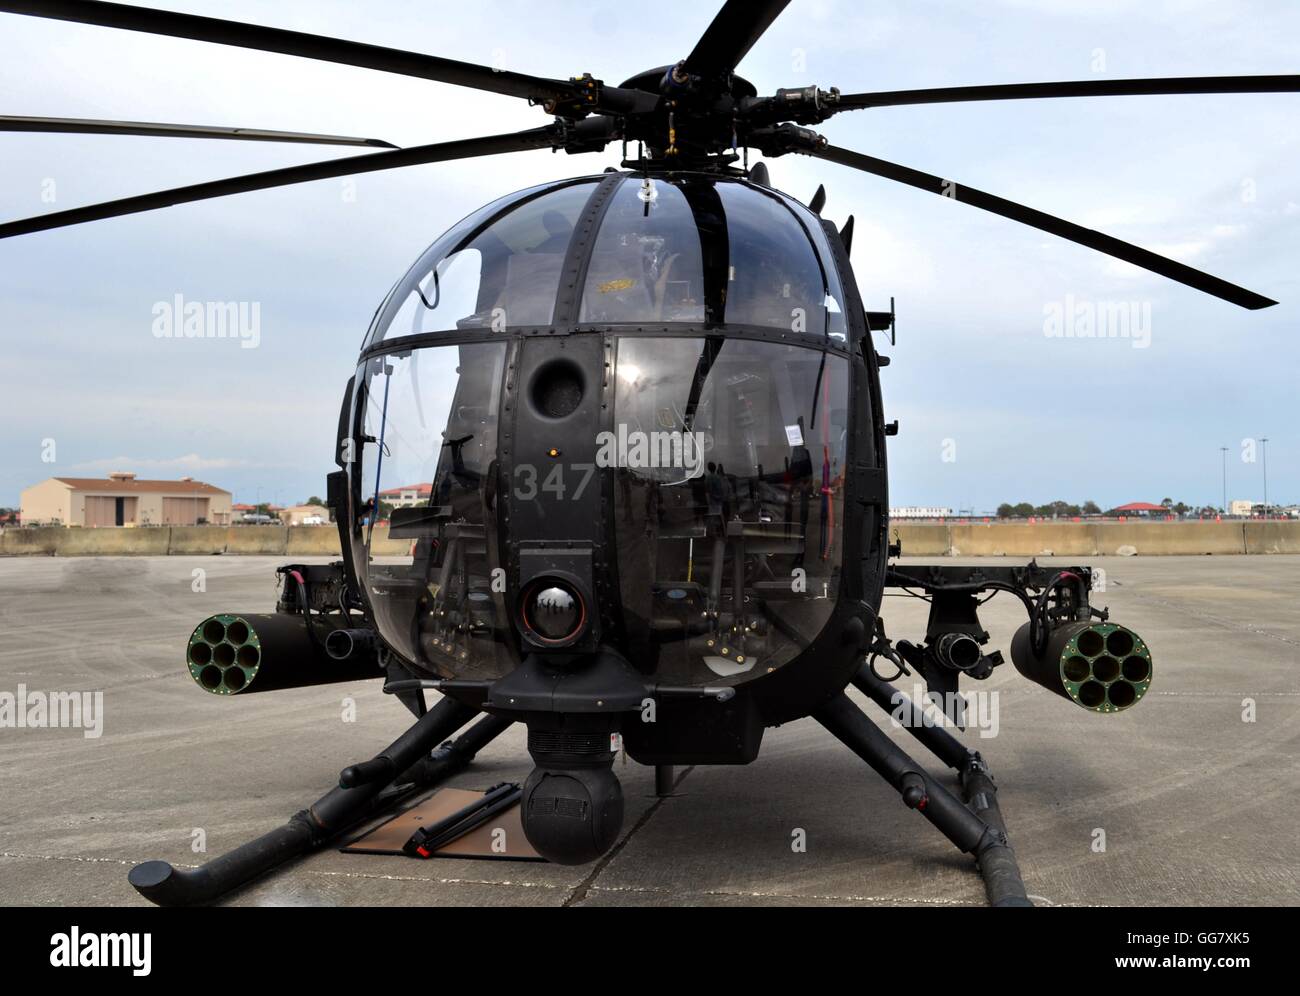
[
  {"xmin": 66, "ymin": 454, "xmax": 261, "ymax": 475},
  {"xmin": 1, "ymin": 0, "xmax": 1296, "ymax": 512},
  {"xmin": 1102, "ymin": 221, "xmax": 1249, "ymax": 277}
]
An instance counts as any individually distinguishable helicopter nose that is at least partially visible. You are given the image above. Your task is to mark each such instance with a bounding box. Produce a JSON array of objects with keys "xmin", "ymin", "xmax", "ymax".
[{"xmin": 507, "ymin": 338, "xmax": 608, "ymax": 653}]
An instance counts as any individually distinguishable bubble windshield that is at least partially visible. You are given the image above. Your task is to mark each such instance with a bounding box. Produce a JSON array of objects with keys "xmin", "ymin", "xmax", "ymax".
[
  {"xmin": 610, "ymin": 336, "xmax": 850, "ymax": 684},
  {"xmin": 581, "ymin": 177, "xmax": 846, "ymax": 336},
  {"xmin": 369, "ymin": 175, "xmax": 846, "ymax": 343},
  {"xmin": 352, "ymin": 175, "xmax": 855, "ymax": 684},
  {"xmin": 369, "ymin": 179, "xmax": 598, "ymax": 343},
  {"xmin": 352, "ymin": 343, "xmax": 514, "ymax": 678}
]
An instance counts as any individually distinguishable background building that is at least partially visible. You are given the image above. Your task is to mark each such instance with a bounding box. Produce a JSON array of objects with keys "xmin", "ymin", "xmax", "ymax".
[
  {"xmin": 889, "ymin": 506, "xmax": 954, "ymax": 519},
  {"xmin": 280, "ymin": 504, "xmax": 330, "ymax": 526},
  {"xmin": 232, "ymin": 502, "xmax": 284, "ymax": 523},
  {"xmin": 378, "ymin": 483, "xmax": 432, "ymax": 509},
  {"xmin": 20, "ymin": 472, "xmax": 232, "ymax": 526},
  {"xmin": 1110, "ymin": 501, "xmax": 1168, "ymax": 518}
]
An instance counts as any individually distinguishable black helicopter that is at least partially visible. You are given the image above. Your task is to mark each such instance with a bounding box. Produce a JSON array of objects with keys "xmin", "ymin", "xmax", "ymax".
[{"xmin": 2, "ymin": 0, "xmax": 1294, "ymax": 907}]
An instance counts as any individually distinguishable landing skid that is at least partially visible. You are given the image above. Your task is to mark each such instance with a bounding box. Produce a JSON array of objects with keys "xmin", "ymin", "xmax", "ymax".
[
  {"xmin": 129, "ymin": 672, "xmax": 1029, "ymax": 907},
  {"xmin": 128, "ymin": 698, "xmax": 513, "ymax": 906},
  {"xmin": 815, "ymin": 663, "xmax": 1031, "ymax": 907}
]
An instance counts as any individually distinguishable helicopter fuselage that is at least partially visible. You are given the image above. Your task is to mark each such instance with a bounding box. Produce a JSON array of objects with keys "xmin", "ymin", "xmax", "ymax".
[{"xmin": 337, "ymin": 169, "xmax": 889, "ymax": 769}]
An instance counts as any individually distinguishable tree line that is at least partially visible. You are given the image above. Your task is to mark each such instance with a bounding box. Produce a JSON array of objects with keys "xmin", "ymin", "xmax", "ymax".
[
  {"xmin": 995, "ymin": 498, "xmax": 1199, "ymax": 518},
  {"xmin": 997, "ymin": 500, "xmax": 1101, "ymax": 518}
]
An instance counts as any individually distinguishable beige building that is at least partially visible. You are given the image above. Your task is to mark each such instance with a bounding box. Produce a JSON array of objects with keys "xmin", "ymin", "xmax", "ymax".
[
  {"xmin": 280, "ymin": 504, "xmax": 331, "ymax": 526},
  {"xmin": 20, "ymin": 472, "xmax": 232, "ymax": 526},
  {"xmin": 379, "ymin": 483, "xmax": 432, "ymax": 509}
]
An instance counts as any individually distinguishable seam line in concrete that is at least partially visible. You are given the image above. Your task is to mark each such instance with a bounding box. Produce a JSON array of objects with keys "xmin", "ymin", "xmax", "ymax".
[
  {"xmin": 561, "ymin": 764, "xmax": 695, "ymax": 908},
  {"xmin": 1122, "ymin": 590, "xmax": 1300, "ymax": 649},
  {"xmin": 583, "ymin": 883, "xmax": 996, "ymax": 906}
]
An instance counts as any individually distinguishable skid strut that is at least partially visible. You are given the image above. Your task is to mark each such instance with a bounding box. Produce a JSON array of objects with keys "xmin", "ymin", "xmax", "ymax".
[
  {"xmin": 815, "ymin": 664, "xmax": 1032, "ymax": 907},
  {"xmin": 655, "ymin": 764, "xmax": 676, "ymax": 797},
  {"xmin": 128, "ymin": 698, "xmax": 512, "ymax": 906}
]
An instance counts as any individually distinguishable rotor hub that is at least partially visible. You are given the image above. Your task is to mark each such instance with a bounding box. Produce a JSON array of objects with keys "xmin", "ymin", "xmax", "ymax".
[
  {"xmin": 612, "ymin": 66, "xmax": 759, "ymax": 170},
  {"xmin": 618, "ymin": 65, "xmax": 758, "ymax": 102}
]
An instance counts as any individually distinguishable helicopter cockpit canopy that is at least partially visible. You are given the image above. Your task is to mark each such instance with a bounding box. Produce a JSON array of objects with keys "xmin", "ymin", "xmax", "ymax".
[
  {"xmin": 354, "ymin": 173, "xmax": 856, "ymax": 688},
  {"xmin": 368, "ymin": 174, "xmax": 847, "ymax": 342}
]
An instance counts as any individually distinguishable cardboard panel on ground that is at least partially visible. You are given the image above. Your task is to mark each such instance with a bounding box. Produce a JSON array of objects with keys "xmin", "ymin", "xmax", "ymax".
[{"xmin": 343, "ymin": 787, "xmax": 543, "ymax": 860}]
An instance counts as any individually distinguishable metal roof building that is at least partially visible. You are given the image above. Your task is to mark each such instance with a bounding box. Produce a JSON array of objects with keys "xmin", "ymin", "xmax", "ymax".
[{"xmin": 20, "ymin": 472, "xmax": 233, "ymax": 527}]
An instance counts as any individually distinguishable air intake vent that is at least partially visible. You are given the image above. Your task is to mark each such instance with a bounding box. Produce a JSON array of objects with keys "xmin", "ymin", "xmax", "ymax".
[{"xmin": 528, "ymin": 730, "xmax": 610, "ymax": 757}]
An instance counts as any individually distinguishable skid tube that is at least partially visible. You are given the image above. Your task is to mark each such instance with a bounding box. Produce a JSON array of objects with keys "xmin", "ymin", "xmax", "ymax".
[
  {"xmin": 128, "ymin": 697, "xmax": 513, "ymax": 906},
  {"xmin": 814, "ymin": 663, "xmax": 1032, "ymax": 907}
]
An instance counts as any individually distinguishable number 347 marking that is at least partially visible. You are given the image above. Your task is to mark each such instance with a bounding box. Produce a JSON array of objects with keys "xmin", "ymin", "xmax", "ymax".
[{"xmin": 513, "ymin": 463, "xmax": 596, "ymax": 502}]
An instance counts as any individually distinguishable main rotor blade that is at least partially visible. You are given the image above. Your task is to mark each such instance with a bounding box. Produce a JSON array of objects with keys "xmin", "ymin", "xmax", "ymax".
[
  {"xmin": 0, "ymin": 128, "xmax": 567, "ymax": 240},
  {"xmin": 810, "ymin": 143, "xmax": 1276, "ymax": 310},
  {"xmin": 0, "ymin": 0, "xmax": 576, "ymax": 104},
  {"xmin": 836, "ymin": 75, "xmax": 1300, "ymax": 111},
  {"xmin": 0, "ymin": 114, "xmax": 394, "ymax": 147},
  {"xmin": 682, "ymin": 0, "xmax": 791, "ymax": 77}
]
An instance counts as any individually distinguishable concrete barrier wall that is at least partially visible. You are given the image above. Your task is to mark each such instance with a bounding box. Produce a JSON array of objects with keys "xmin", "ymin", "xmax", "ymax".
[
  {"xmin": 892, "ymin": 523, "xmax": 950, "ymax": 556},
  {"xmin": 0, "ymin": 527, "xmax": 61, "ymax": 556},
  {"xmin": 947, "ymin": 522, "xmax": 1100, "ymax": 557},
  {"xmin": 57, "ymin": 527, "xmax": 172, "ymax": 556},
  {"xmin": 0, "ymin": 525, "xmax": 323, "ymax": 556},
  {"xmin": 167, "ymin": 526, "xmax": 229, "ymax": 555},
  {"xmin": 1244, "ymin": 521, "xmax": 1300, "ymax": 555},
  {"xmin": 286, "ymin": 526, "xmax": 343, "ymax": 556},
  {"xmin": 889, "ymin": 520, "xmax": 1292, "ymax": 556},
  {"xmin": 368, "ymin": 523, "xmax": 414, "ymax": 558},
  {"xmin": 1095, "ymin": 522, "xmax": 1245, "ymax": 556},
  {"xmin": 222, "ymin": 526, "xmax": 289, "ymax": 555},
  {"xmin": 2, "ymin": 522, "xmax": 1298, "ymax": 557}
]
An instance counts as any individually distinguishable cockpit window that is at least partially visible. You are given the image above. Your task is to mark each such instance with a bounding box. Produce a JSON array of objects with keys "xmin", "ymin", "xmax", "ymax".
[
  {"xmin": 580, "ymin": 178, "xmax": 709, "ymax": 325},
  {"xmin": 354, "ymin": 342, "xmax": 514, "ymax": 678},
  {"xmin": 578, "ymin": 176, "xmax": 845, "ymax": 336},
  {"xmin": 787, "ymin": 197, "xmax": 849, "ymax": 341},
  {"xmin": 371, "ymin": 180, "xmax": 597, "ymax": 343},
  {"xmin": 715, "ymin": 182, "xmax": 827, "ymax": 333},
  {"xmin": 368, "ymin": 175, "xmax": 849, "ymax": 345},
  {"xmin": 611, "ymin": 335, "xmax": 850, "ymax": 682}
]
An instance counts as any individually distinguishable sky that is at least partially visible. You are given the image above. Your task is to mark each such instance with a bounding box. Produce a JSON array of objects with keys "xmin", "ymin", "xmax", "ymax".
[{"xmin": 0, "ymin": 0, "xmax": 1296, "ymax": 514}]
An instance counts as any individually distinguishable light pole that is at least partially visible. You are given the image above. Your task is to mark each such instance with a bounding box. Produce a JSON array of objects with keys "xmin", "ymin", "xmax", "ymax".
[
  {"xmin": 1261, "ymin": 438, "xmax": 1269, "ymax": 518},
  {"xmin": 1220, "ymin": 446, "xmax": 1228, "ymax": 514}
]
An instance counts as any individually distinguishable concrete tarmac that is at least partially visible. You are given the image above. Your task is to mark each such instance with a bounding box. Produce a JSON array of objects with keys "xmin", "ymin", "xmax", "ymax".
[{"xmin": 0, "ymin": 555, "xmax": 1296, "ymax": 906}]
